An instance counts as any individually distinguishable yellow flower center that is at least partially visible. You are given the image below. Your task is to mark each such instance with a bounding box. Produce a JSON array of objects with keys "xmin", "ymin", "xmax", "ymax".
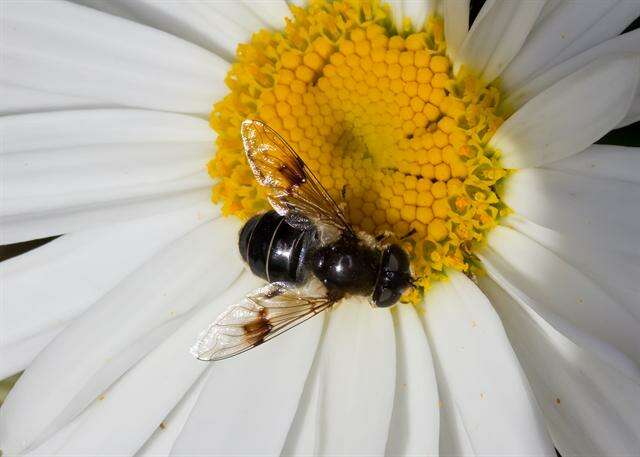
[{"xmin": 209, "ymin": 0, "xmax": 509, "ymax": 299}]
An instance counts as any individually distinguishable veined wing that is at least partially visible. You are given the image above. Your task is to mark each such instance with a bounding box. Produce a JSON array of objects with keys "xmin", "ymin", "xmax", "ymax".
[
  {"xmin": 191, "ymin": 282, "xmax": 337, "ymax": 361},
  {"xmin": 241, "ymin": 119, "xmax": 355, "ymax": 237}
]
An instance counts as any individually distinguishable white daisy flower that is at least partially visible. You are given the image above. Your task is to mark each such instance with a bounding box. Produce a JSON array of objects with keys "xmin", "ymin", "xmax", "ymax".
[{"xmin": 1, "ymin": 0, "xmax": 639, "ymax": 456}]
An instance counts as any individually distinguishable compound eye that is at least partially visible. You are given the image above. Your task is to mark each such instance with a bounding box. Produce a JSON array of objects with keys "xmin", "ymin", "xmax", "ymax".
[
  {"xmin": 372, "ymin": 286, "xmax": 401, "ymax": 308},
  {"xmin": 371, "ymin": 245, "xmax": 412, "ymax": 308},
  {"xmin": 384, "ymin": 244, "xmax": 411, "ymax": 273}
]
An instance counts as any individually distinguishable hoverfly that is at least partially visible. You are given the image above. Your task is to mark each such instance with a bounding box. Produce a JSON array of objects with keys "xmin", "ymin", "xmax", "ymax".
[{"xmin": 191, "ymin": 119, "xmax": 414, "ymax": 361}]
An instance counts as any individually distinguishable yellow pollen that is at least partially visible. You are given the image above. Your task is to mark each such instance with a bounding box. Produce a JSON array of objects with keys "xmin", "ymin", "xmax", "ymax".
[{"xmin": 209, "ymin": 0, "xmax": 509, "ymax": 299}]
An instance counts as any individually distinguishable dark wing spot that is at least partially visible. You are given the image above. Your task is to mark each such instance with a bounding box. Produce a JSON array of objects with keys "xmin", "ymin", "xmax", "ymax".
[
  {"xmin": 243, "ymin": 316, "xmax": 273, "ymax": 347},
  {"xmin": 243, "ymin": 311, "xmax": 272, "ymax": 337},
  {"xmin": 278, "ymin": 163, "xmax": 306, "ymax": 187}
]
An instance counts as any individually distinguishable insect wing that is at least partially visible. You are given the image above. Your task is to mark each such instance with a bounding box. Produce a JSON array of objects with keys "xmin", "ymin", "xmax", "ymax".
[
  {"xmin": 241, "ymin": 119, "xmax": 355, "ymax": 236},
  {"xmin": 191, "ymin": 282, "xmax": 336, "ymax": 361}
]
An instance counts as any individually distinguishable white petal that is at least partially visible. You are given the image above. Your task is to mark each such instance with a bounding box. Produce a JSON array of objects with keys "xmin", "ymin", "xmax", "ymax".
[
  {"xmin": 546, "ymin": 144, "xmax": 640, "ymax": 184},
  {"xmin": 1, "ymin": 185, "xmax": 211, "ymax": 245},
  {"xmin": 443, "ymin": 0, "xmax": 470, "ymax": 61},
  {"xmin": 502, "ymin": 213, "xmax": 640, "ymax": 337},
  {"xmin": 505, "ymin": 29, "xmax": 640, "ymax": 110},
  {"xmin": 281, "ymin": 348, "xmax": 322, "ymax": 456},
  {"xmin": 1, "ymin": 109, "xmax": 214, "ymax": 152},
  {"xmin": 403, "ymin": 0, "xmax": 435, "ymax": 31},
  {"xmin": 73, "ymin": 0, "xmax": 260, "ymax": 61},
  {"xmin": 136, "ymin": 372, "xmax": 211, "ymax": 457},
  {"xmin": 2, "ymin": 122, "xmax": 212, "ymax": 212},
  {"xmin": 479, "ymin": 278, "xmax": 640, "ymax": 456},
  {"xmin": 33, "ymin": 272, "xmax": 263, "ymax": 456},
  {"xmin": 1, "ymin": 83, "xmax": 110, "ymax": 116},
  {"xmin": 28, "ymin": 374, "xmax": 210, "ymax": 457},
  {"xmin": 435, "ymin": 355, "xmax": 475, "ymax": 456},
  {"xmin": 492, "ymin": 55, "xmax": 640, "ymax": 169},
  {"xmin": 316, "ymin": 297, "xmax": 396, "ymax": 456},
  {"xmin": 501, "ymin": 0, "xmax": 623, "ymax": 90},
  {"xmin": 454, "ymin": 0, "xmax": 545, "ymax": 82},
  {"xmin": 480, "ymin": 225, "xmax": 640, "ymax": 372},
  {"xmin": 240, "ymin": 0, "xmax": 292, "ymax": 30},
  {"xmin": 501, "ymin": 167, "xmax": 640, "ymax": 256},
  {"xmin": 0, "ymin": 326, "xmax": 64, "ymax": 381},
  {"xmin": 388, "ymin": 0, "xmax": 405, "ymax": 32},
  {"xmin": 170, "ymin": 307, "xmax": 323, "ymax": 455},
  {"xmin": 535, "ymin": 0, "xmax": 562, "ymax": 26},
  {"xmin": 557, "ymin": 3, "xmax": 640, "ymax": 66},
  {"xmin": 24, "ymin": 414, "xmax": 84, "ymax": 457},
  {"xmin": 386, "ymin": 304, "xmax": 439, "ymax": 457},
  {"xmin": 0, "ymin": 219, "xmax": 243, "ymax": 454},
  {"xmin": 2, "ymin": 143, "xmax": 211, "ymax": 208},
  {"xmin": 546, "ymin": 2, "xmax": 640, "ymax": 71},
  {"xmin": 420, "ymin": 270, "xmax": 553, "ymax": 455},
  {"xmin": 1, "ymin": 1, "xmax": 228, "ymax": 115},
  {"xmin": 620, "ymin": 92, "xmax": 640, "ymax": 127},
  {"xmin": 0, "ymin": 201, "xmax": 217, "ymax": 376},
  {"xmin": 0, "ymin": 109, "xmax": 216, "ymax": 243}
]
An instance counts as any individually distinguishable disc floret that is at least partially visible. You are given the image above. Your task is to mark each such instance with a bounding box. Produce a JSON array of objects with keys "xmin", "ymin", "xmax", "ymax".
[{"xmin": 210, "ymin": 0, "xmax": 509, "ymax": 298}]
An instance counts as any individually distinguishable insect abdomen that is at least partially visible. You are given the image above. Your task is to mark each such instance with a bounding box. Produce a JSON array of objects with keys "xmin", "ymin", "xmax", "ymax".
[{"xmin": 238, "ymin": 210, "xmax": 316, "ymax": 284}]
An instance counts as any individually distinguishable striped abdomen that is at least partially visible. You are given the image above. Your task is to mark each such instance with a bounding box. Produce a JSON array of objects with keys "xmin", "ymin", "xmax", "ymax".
[{"xmin": 238, "ymin": 210, "xmax": 317, "ymax": 284}]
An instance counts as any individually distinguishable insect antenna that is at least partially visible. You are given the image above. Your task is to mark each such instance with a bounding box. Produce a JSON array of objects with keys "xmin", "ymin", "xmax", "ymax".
[{"xmin": 400, "ymin": 228, "xmax": 417, "ymax": 240}]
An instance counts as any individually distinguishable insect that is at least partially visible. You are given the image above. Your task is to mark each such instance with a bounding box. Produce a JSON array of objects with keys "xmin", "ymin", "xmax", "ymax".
[{"xmin": 191, "ymin": 119, "xmax": 414, "ymax": 361}]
